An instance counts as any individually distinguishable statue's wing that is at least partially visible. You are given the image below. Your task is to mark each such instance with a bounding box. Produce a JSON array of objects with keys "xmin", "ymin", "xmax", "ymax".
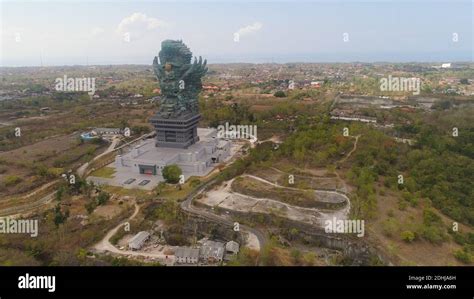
[
  {"xmin": 202, "ymin": 58, "xmax": 208, "ymax": 75},
  {"xmin": 179, "ymin": 56, "xmax": 208, "ymax": 83},
  {"xmin": 194, "ymin": 56, "xmax": 208, "ymax": 76},
  {"xmin": 152, "ymin": 56, "xmax": 163, "ymax": 78}
]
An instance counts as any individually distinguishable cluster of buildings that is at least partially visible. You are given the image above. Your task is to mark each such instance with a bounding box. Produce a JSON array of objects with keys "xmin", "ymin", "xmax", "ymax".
[
  {"xmin": 126, "ymin": 231, "xmax": 240, "ymax": 265},
  {"xmin": 80, "ymin": 127, "xmax": 123, "ymax": 141},
  {"xmin": 175, "ymin": 240, "xmax": 240, "ymax": 265}
]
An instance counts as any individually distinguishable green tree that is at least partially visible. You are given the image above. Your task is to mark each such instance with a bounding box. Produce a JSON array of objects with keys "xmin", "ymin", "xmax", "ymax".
[
  {"xmin": 53, "ymin": 204, "xmax": 69, "ymax": 227},
  {"xmin": 55, "ymin": 186, "xmax": 64, "ymax": 202},
  {"xmin": 162, "ymin": 164, "xmax": 182, "ymax": 184}
]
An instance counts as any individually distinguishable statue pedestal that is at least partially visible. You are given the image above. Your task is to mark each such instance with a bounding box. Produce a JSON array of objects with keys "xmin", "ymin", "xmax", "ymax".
[
  {"xmin": 111, "ymin": 128, "xmax": 233, "ymax": 189},
  {"xmin": 150, "ymin": 112, "xmax": 200, "ymax": 149}
]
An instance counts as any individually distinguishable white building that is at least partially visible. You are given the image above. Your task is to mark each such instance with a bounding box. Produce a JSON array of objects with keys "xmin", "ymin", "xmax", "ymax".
[
  {"xmin": 91, "ymin": 127, "xmax": 122, "ymax": 137},
  {"xmin": 115, "ymin": 128, "xmax": 231, "ymax": 178},
  {"xmin": 200, "ymin": 240, "xmax": 225, "ymax": 263},
  {"xmin": 128, "ymin": 231, "xmax": 150, "ymax": 250},
  {"xmin": 225, "ymin": 241, "xmax": 240, "ymax": 255},
  {"xmin": 441, "ymin": 63, "xmax": 451, "ymax": 69},
  {"xmin": 175, "ymin": 247, "xmax": 199, "ymax": 264}
]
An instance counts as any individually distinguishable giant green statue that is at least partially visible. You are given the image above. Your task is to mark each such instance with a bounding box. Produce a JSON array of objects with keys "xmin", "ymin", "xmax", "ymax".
[
  {"xmin": 152, "ymin": 40, "xmax": 207, "ymax": 118},
  {"xmin": 150, "ymin": 40, "xmax": 207, "ymax": 148}
]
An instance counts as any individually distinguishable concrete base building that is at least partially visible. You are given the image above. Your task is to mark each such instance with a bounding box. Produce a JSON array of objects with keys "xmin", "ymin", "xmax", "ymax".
[
  {"xmin": 150, "ymin": 112, "xmax": 201, "ymax": 149},
  {"xmin": 114, "ymin": 128, "xmax": 231, "ymax": 180}
]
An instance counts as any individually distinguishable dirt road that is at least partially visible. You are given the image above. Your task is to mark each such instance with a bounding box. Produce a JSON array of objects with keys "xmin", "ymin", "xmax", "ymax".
[{"xmin": 92, "ymin": 202, "xmax": 176, "ymax": 265}]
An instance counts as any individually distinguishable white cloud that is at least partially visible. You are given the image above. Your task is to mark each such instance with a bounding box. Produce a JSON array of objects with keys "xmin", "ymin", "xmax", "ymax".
[
  {"xmin": 234, "ymin": 22, "xmax": 263, "ymax": 38},
  {"xmin": 116, "ymin": 13, "xmax": 167, "ymax": 41}
]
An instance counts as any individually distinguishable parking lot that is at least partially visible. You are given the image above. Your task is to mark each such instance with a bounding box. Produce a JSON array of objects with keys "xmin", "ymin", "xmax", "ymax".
[{"xmin": 87, "ymin": 163, "xmax": 164, "ymax": 190}]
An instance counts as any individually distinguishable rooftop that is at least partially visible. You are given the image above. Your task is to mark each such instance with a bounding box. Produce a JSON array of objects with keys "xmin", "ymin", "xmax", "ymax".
[
  {"xmin": 200, "ymin": 240, "xmax": 225, "ymax": 260},
  {"xmin": 225, "ymin": 241, "xmax": 240, "ymax": 254},
  {"xmin": 128, "ymin": 231, "xmax": 150, "ymax": 249},
  {"xmin": 175, "ymin": 247, "xmax": 200, "ymax": 259}
]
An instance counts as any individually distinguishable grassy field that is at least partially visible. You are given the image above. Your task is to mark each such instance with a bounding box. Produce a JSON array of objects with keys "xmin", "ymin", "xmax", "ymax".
[
  {"xmin": 90, "ymin": 167, "xmax": 116, "ymax": 178},
  {"xmin": 0, "ymin": 192, "xmax": 134, "ymax": 266},
  {"xmin": 231, "ymin": 176, "xmax": 320, "ymax": 208},
  {"xmin": 102, "ymin": 185, "xmax": 152, "ymax": 199},
  {"xmin": 252, "ymin": 166, "xmax": 342, "ymax": 191}
]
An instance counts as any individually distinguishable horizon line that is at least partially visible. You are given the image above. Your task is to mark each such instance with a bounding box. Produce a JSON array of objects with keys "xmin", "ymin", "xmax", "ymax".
[{"xmin": 2, "ymin": 61, "xmax": 473, "ymax": 68}]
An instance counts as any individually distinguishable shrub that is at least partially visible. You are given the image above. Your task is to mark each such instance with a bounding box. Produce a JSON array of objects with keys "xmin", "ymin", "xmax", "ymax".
[
  {"xmin": 382, "ymin": 218, "xmax": 398, "ymax": 237},
  {"xmin": 85, "ymin": 201, "xmax": 97, "ymax": 214},
  {"xmin": 97, "ymin": 191, "xmax": 110, "ymax": 205},
  {"xmin": 421, "ymin": 226, "xmax": 447, "ymax": 244},
  {"xmin": 3, "ymin": 175, "xmax": 21, "ymax": 186},
  {"xmin": 423, "ymin": 208, "xmax": 442, "ymax": 226},
  {"xmin": 189, "ymin": 178, "xmax": 201, "ymax": 188},
  {"xmin": 453, "ymin": 249, "xmax": 472, "ymax": 264},
  {"xmin": 397, "ymin": 199, "xmax": 408, "ymax": 211},
  {"xmin": 400, "ymin": 231, "xmax": 416, "ymax": 243},
  {"xmin": 273, "ymin": 91, "xmax": 286, "ymax": 98}
]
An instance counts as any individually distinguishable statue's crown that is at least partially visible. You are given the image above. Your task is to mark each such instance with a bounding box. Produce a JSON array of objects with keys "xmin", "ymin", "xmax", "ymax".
[{"xmin": 159, "ymin": 40, "xmax": 192, "ymax": 66}]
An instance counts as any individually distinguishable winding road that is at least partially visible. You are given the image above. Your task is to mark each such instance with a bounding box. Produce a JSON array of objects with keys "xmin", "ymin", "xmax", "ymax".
[
  {"xmin": 92, "ymin": 202, "xmax": 176, "ymax": 265},
  {"xmin": 89, "ymin": 177, "xmax": 267, "ymax": 264},
  {"xmin": 77, "ymin": 136, "xmax": 121, "ymax": 177},
  {"xmin": 180, "ymin": 178, "xmax": 268, "ymax": 251}
]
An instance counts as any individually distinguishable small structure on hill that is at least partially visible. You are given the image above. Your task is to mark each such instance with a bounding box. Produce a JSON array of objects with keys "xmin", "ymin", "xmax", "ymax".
[
  {"xmin": 175, "ymin": 247, "xmax": 199, "ymax": 264},
  {"xmin": 225, "ymin": 240, "xmax": 240, "ymax": 255},
  {"xmin": 128, "ymin": 231, "xmax": 150, "ymax": 250},
  {"xmin": 200, "ymin": 240, "xmax": 225, "ymax": 263}
]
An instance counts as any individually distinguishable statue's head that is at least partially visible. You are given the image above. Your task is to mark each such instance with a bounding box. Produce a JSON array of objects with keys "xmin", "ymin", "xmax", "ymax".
[{"xmin": 158, "ymin": 40, "xmax": 192, "ymax": 67}]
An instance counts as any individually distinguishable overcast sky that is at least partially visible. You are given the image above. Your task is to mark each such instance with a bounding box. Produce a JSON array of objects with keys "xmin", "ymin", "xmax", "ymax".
[{"xmin": 1, "ymin": 0, "xmax": 472, "ymax": 66}]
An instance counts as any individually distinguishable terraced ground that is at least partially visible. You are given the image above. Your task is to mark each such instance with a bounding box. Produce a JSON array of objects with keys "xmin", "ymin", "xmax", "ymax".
[
  {"xmin": 231, "ymin": 175, "xmax": 347, "ymax": 209},
  {"xmin": 198, "ymin": 168, "xmax": 350, "ymax": 228}
]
